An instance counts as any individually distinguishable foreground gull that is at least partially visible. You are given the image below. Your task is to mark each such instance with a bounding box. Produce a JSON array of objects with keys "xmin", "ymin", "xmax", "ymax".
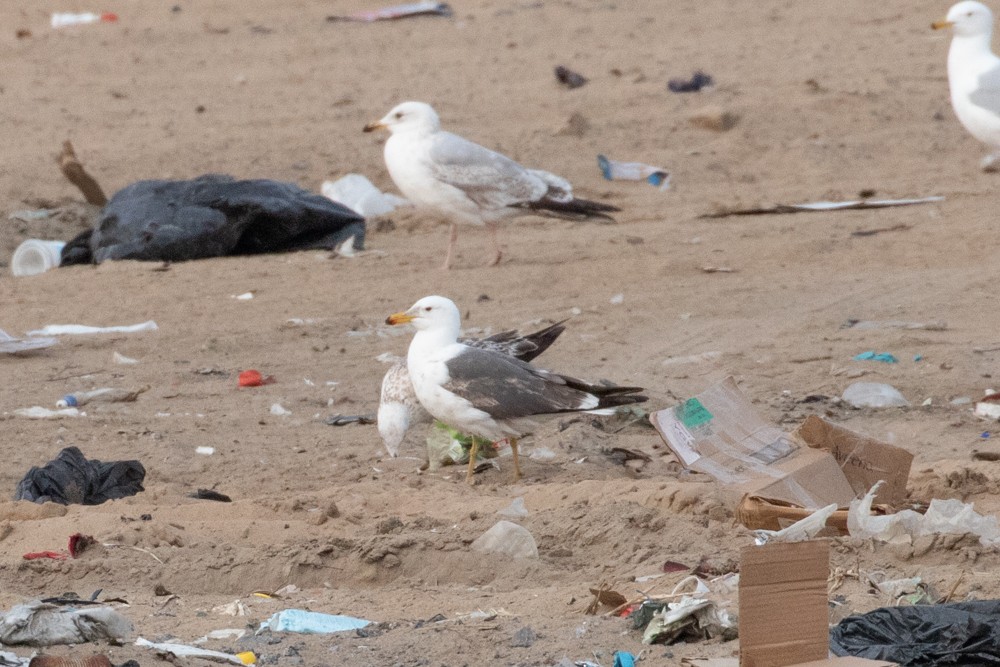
[
  {"xmin": 386, "ymin": 295, "xmax": 646, "ymax": 483},
  {"xmin": 378, "ymin": 320, "xmax": 567, "ymax": 458},
  {"xmin": 364, "ymin": 101, "xmax": 619, "ymax": 269},
  {"xmin": 934, "ymin": 1, "xmax": 1000, "ymax": 170}
]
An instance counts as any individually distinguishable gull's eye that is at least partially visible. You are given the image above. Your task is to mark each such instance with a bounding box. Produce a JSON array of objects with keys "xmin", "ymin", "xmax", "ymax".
[
  {"xmin": 394, "ymin": 112, "xmax": 403, "ymax": 119},
  {"xmin": 424, "ymin": 306, "xmax": 432, "ymax": 312}
]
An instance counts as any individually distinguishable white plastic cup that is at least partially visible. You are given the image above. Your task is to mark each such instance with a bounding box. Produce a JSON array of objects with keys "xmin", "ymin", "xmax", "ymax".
[{"xmin": 11, "ymin": 240, "xmax": 66, "ymax": 277}]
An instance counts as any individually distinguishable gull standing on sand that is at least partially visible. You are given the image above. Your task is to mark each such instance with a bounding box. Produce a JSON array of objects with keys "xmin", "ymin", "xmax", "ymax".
[
  {"xmin": 378, "ymin": 320, "xmax": 566, "ymax": 458},
  {"xmin": 385, "ymin": 295, "xmax": 646, "ymax": 483},
  {"xmin": 934, "ymin": 1, "xmax": 1000, "ymax": 170},
  {"xmin": 363, "ymin": 101, "xmax": 619, "ymax": 269}
]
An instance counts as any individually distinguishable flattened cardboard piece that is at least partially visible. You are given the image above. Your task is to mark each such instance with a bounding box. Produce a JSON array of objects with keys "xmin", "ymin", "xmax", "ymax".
[
  {"xmin": 649, "ymin": 377, "xmax": 856, "ymax": 508},
  {"xmin": 739, "ymin": 540, "xmax": 829, "ymax": 667},
  {"xmin": 790, "ymin": 659, "xmax": 898, "ymax": 667},
  {"xmin": 791, "ymin": 415, "xmax": 912, "ymax": 506},
  {"xmin": 684, "ymin": 658, "xmax": 897, "ymax": 667}
]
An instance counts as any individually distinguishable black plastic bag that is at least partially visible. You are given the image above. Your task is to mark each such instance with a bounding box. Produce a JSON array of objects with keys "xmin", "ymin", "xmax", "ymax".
[
  {"xmin": 830, "ymin": 600, "xmax": 1000, "ymax": 666},
  {"xmin": 14, "ymin": 446, "xmax": 145, "ymax": 505},
  {"xmin": 61, "ymin": 174, "xmax": 365, "ymax": 265}
]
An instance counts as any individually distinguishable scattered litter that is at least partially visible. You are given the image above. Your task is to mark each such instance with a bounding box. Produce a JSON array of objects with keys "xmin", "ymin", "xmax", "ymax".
[
  {"xmin": 830, "ymin": 601, "xmax": 1000, "ymax": 665},
  {"xmin": 23, "ymin": 533, "xmax": 97, "ymax": 561},
  {"xmin": 269, "ymin": 403, "xmax": 291, "ymax": 417},
  {"xmin": 325, "ymin": 413, "xmax": 376, "ymax": 426},
  {"xmin": 842, "ymin": 381, "xmax": 909, "ymax": 408},
  {"xmin": 597, "ymin": 155, "xmax": 670, "ymax": 190},
  {"xmin": 232, "ymin": 292, "xmax": 254, "ymax": 301},
  {"xmin": 662, "ymin": 351, "xmax": 721, "ymax": 367},
  {"xmin": 260, "ymin": 609, "xmax": 371, "ymax": 634},
  {"xmin": 471, "ymin": 521, "xmax": 538, "ymax": 559},
  {"xmin": 8, "ymin": 209, "xmax": 54, "ymax": 222},
  {"xmin": 554, "ymin": 65, "xmax": 588, "ymax": 89},
  {"xmin": 135, "ymin": 637, "xmax": 244, "ymax": 665},
  {"xmin": 57, "ymin": 386, "xmax": 148, "ymax": 408},
  {"xmin": 194, "ymin": 628, "xmax": 246, "ymax": 644},
  {"xmin": 668, "ymin": 70, "xmax": 713, "ymax": 92},
  {"xmin": 113, "ymin": 351, "xmax": 138, "ymax": 365},
  {"xmin": 51, "ymin": 12, "xmax": 118, "ymax": 28},
  {"xmin": 321, "ymin": 174, "xmax": 409, "ymax": 217},
  {"xmin": 195, "ymin": 446, "xmax": 215, "ymax": 456},
  {"xmin": 14, "ymin": 446, "xmax": 145, "ymax": 505},
  {"xmin": 27, "ymin": 321, "xmax": 158, "ymax": 336},
  {"xmin": 851, "ymin": 223, "xmax": 913, "ymax": 237},
  {"xmin": 14, "ymin": 407, "xmax": 81, "ymax": 419},
  {"xmin": 189, "ymin": 489, "xmax": 232, "ymax": 503},
  {"xmin": 849, "ymin": 481, "xmax": 1000, "ymax": 547},
  {"xmin": 238, "ymin": 370, "xmax": 275, "ymax": 387},
  {"xmin": 213, "ymin": 601, "xmax": 247, "ymax": 617},
  {"xmin": 511, "ymin": 626, "xmax": 537, "ymax": 648},
  {"xmin": 0, "ymin": 601, "xmax": 132, "ymax": 646},
  {"xmin": 11, "ymin": 240, "xmax": 66, "ymax": 277},
  {"xmin": 853, "ymin": 351, "xmax": 899, "ymax": 364},
  {"xmin": 613, "ymin": 652, "xmax": 636, "ymax": 667},
  {"xmin": 0, "ymin": 329, "xmax": 57, "ymax": 354},
  {"xmin": 843, "ymin": 319, "xmax": 947, "ymax": 331},
  {"xmin": 0, "ymin": 650, "xmax": 29, "ymax": 667},
  {"xmin": 753, "ymin": 503, "xmax": 839, "ymax": 545},
  {"xmin": 639, "ymin": 596, "xmax": 736, "ymax": 645},
  {"xmin": 700, "ymin": 266, "xmax": 735, "ymax": 273},
  {"xmin": 327, "ymin": 1, "xmax": 453, "ymax": 22},
  {"xmin": 498, "ymin": 497, "xmax": 529, "ymax": 518},
  {"xmin": 702, "ymin": 196, "xmax": 944, "ymax": 218},
  {"xmin": 609, "ymin": 293, "xmax": 624, "ymax": 305},
  {"xmin": 975, "ymin": 392, "xmax": 1000, "ymax": 420}
]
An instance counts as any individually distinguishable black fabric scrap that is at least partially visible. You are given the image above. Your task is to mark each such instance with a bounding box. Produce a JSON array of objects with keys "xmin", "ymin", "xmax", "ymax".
[
  {"xmin": 14, "ymin": 446, "xmax": 145, "ymax": 505},
  {"xmin": 61, "ymin": 174, "xmax": 365, "ymax": 265}
]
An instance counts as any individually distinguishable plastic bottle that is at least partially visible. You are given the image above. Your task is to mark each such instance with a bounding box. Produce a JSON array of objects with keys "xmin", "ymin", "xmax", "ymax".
[
  {"xmin": 50, "ymin": 12, "xmax": 119, "ymax": 28},
  {"xmin": 56, "ymin": 387, "xmax": 144, "ymax": 408},
  {"xmin": 11, "ymin": 239, "xmax": 66, "ymax": 277}
]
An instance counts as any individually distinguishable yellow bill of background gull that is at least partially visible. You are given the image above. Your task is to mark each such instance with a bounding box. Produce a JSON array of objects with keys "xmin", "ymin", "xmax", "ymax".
[
  {"xmin": 385, "ymin": 295, "xmax": 646, "ymax": 484},
  {"xmin": 377, "ymin": 320, "xmax": 566, "ymax": 458},
  {"xmin": 934, "ymin": 1, "xmax": 1000, "ymax": 171},
  {"xmin": 364, "ymin": 101, "xmax": 619, "ymax": 269}
]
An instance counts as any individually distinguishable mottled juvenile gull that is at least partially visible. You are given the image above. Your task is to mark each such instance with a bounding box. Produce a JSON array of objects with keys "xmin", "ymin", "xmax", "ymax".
[
  {"xmin": 386, "ymin": 295, "xmax": 646, "ymax": 483},
  {"xmin": 934, "ymin": 1, "xmax": 1000, "ymax": 170},
  {"xmin": 377, "ymin": 320, "xmax": 566, "ymax": 457},
  {"xmin": 364, "ymin": 101, "xmax": 619, "ymax": 269}
]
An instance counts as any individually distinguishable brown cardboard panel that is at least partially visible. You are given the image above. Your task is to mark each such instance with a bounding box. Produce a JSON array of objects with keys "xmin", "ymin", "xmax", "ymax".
[
  {"xmin": 792, "ymin": 415, "xmax": 913, "ymax": 506},
  {"xmin": 739, "ymin": 540, "xmax": 830, "ymax": 667}
]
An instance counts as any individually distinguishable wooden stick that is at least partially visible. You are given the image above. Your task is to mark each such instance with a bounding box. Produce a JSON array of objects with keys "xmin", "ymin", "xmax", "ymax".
[{"xmin": 58, "ymin": 140, "xmax": 107, "ymax": 206}]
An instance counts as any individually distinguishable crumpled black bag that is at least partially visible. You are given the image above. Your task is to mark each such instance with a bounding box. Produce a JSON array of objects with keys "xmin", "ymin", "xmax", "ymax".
[
  {"xmin": 14, "ymin": 446, "xmax": 145, "ymax": 505},
  {"xmin": 61, "ymin": 174, "xmax": 365, "ymax": 265},
  {"xmin": 830, "ymin": 600, "xmax": 1000, "ymax": 666}
]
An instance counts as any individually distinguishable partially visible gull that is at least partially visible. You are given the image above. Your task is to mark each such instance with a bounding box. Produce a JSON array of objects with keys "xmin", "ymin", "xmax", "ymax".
[
  {"xmin": 364, "ymin": 101, "xmax": 619, "ymax": 269},
  {"xmin": 377, "ymin": 320, "xmax": 566, "ymax": 458},
  {"xmin": 386, "ymin": 295, "xmax": 646, "ymax": 483},
  {"xmin": 934, "ymin": 1, "xmax": 1000, "ymax": 170}
]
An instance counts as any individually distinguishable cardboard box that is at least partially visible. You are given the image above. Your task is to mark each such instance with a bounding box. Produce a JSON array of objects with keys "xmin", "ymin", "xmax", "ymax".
[
  {"xmin": 649, "ymin": 377, "xmax": 913, "ymax": 510},
  {"xmin": 683, "ymin": 659, "xmax": 897, "ymax": 667},
  {"xmin": 739, "ymin": 540, "xmax": 830, "ymax": 667}
]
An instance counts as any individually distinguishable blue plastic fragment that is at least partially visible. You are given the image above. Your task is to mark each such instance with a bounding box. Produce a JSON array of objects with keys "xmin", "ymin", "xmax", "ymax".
[
  {"xmin": 914, "ymin": 354, "xmax": 923, "ymax": 362},
  {"xmin": 262, "ymin": 609, "xmax": 371, "ymax": 634},
  {"xmin": 61, "ymin": 395, "xmax": 78, "ymax": 407},
  {"xmin": 647, "ymin": 172, "xmax": 667, "ymax": 187},
  {"xmin": 982, "ymin": 432, "xmax": 991, "ymax": 439},
  {"xmin": 853, "ymin": 351, "xmax": 898, "ymax": 363},
  {"xmin": 597, "ymin": 155, "xmax": 613, "ymax": 181},
  {"xmin": 613, "ymin": 652, "xmax": 636, "ymax": 667}
]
